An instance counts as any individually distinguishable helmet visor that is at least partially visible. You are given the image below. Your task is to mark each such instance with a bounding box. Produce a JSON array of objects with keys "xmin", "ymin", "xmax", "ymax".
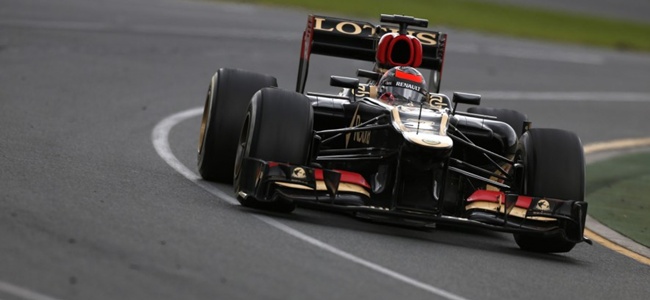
[{"xmin": 381, "ymin": 86, "xmax": 427, "ymax": 104}]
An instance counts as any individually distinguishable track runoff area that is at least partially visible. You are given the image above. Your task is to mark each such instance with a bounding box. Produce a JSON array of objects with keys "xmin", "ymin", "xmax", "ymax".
[{"xmin": 583, "ymin": 138, "xmax": 650, "ymax": 265}]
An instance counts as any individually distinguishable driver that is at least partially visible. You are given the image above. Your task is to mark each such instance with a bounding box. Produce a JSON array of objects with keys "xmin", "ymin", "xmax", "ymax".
[{"xmin": 377, "ymin": 66, "xmax": 428, "ymax": 105}]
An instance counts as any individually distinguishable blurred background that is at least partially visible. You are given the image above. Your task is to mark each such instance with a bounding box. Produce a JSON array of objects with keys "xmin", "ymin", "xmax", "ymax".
[{"xmin": 1, "ymin": 0, "xmax": 648, "ymax": 299}]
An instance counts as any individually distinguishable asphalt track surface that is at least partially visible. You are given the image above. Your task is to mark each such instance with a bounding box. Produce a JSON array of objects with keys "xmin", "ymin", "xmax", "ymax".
[
  {"xmin": 478, "ymin": 0, "xmax": 650, "ymax": 24},
  {"xmin": 1, "ymin": 0, "xmax": 649, "ymax": 299}
]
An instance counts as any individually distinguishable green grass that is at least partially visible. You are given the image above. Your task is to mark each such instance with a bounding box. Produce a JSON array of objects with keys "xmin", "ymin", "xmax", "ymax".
[
  {"xmin": 217, "ymin": 0, "xmax": 650, "ymax": 52},
  {"xmin": 587, "ymin": 152, "xmax": 650, "ymax": 247}
]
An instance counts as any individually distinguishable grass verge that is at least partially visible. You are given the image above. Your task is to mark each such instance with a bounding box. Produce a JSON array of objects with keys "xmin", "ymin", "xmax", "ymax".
[
  {"xmin": 587, "ymin": 152, "xmax": 650, "ymax": 247},
  {"xmin": 217, "ymin": 0, "xmax": 650, "ymax": 52}
]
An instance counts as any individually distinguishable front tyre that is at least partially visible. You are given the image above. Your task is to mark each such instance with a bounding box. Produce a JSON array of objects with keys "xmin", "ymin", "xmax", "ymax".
[
  {"xmin": 197, "ymin": 68, "xmax": 277, "ymax": 183},
  {"xmin": 514, "ymin": 128, "xmax": 585, "ymax": 253},
  {"xmin": 234, "ymin": 88, "xmax": 314, "ymax": 213}
]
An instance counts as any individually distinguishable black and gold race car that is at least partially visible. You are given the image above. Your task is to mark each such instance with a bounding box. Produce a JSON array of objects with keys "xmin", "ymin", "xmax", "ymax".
[{"xmin": 197, "ymin": 14, "xmax": 591, "ymax": 253}]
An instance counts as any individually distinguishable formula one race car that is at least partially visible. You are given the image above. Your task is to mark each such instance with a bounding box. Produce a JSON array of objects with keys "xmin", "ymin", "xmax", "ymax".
[{"xmin": 197, "ymin": 14, "xmax": 591, "ymax": 253}]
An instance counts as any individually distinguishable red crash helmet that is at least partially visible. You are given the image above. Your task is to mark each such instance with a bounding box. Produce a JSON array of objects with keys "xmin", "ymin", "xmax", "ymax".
[{"xmin": 378, "ymin": 66, "xmax": 427, "ymax": 104}]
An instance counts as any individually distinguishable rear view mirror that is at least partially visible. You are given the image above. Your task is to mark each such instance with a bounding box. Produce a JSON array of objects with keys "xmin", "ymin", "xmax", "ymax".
[
  {"xmin": 330, "ymin": 76, "xmax": 360, "ymax": 89},
  {"xmin": 452, "ymin": 92, "xmax": 481, "ymax": 114},
  {"xmin": 452, "ymin": 92, "xmax": 481, "ymax": 106}
]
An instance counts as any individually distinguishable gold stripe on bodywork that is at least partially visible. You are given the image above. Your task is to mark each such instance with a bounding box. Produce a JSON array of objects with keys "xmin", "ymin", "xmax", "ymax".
[
  {"xmin": 345, "ymin": 104, "xmax": 361, "ymax": 148},
  {"xmin": 486, "ymin": 155, "xmax": 514, "ymax": 191},
  {"xmin": 276, "ymin": 181, "xmax": 370, "ymax": 197},
  {"xmin": 465, "ymin": 201, "xmax": 556, "ymax": 221}
]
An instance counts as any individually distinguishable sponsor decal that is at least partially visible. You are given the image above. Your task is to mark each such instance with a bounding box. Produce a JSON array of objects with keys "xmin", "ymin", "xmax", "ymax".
[
  {"xmin": 345, "ymin": 105, "xmax": 371, "ymax": 147},
  {"xmin": 428, "ymin": 94, "xmax": 448, "ymax": 108},
  {"xmin": 313, "ymin": 17, "xmax": 438, "ymax": 46},
  {"xmin": 395, "ymin": 81, "xmax": 421, "ymax": 92},
  {"xmin": 536, "ymin": 199, "xmax": 551, "ymax": 211},
  {"xmin": 354, "ymin": 84, "xmax": 371, "ymax": 98},
  {"xmin": 292, "ymin": 167, "xmax": 307, "ymax": 179}
]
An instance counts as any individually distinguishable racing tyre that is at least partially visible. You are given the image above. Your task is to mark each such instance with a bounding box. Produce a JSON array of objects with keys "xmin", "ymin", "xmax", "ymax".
[
  {"xmin": 468, "ymin": 107, "xmax": 528, "ymax": 137},
  {"xmin": 197, "ymin": 68, "xmax": 277, "ymax": 183},
  {"xmin": 514, "ymin": 128, "xmax": 585, "ymax": 253},
  {"xmin": 234, "ymin": 88, "xmax": 313, "ymax": 213}
]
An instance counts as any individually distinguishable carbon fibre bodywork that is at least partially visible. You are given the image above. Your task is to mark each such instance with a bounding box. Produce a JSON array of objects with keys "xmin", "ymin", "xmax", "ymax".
[
  {"xmin": 231, "ymin": 14, "xmax": 590, "ymax": 250},
  {"xmin": 236, "ymin": 92, "xmax": 588, "ymax": 245}
]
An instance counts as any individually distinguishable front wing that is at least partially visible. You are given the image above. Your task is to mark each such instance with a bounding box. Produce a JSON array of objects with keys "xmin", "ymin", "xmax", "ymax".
[{"xmin": 237, "ymin": 158, "xmax": 590, "ymax": 244}]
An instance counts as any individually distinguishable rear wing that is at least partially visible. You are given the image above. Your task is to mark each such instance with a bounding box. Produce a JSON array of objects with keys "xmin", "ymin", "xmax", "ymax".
[{"xmin": 296, "ymin": 14, "xmax": 447, "ymax": 93}]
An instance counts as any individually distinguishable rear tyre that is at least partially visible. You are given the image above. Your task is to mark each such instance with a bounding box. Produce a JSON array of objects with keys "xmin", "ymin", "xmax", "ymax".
[
  {"xmin": 234, "ymin": 88, "xmax": 314, "ymax": 213},
  {"xmin": 514, "ymin": 128, "xmax": 585, "ymax": 253},
  {"xmin": 468, "ymin": 107, "xmax": 528, "ymax": 137},
  {"xmin": 197, "ymin": 68, "xmax": 277, "ymax": 183}
]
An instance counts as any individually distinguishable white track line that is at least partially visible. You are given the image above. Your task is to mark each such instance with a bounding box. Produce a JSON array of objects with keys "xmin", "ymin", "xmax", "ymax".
[
  {"xmin": 151, "ymin": 106, "xmax": 650, "ymax": 299},
  {"xmin": 4, "ymin": 103, "xmax": 647, "ymax": 300},
  {"xmin": 449, "ymin": 43, "xmax": 605, "ymax": 65},
  {"xmin": 151, "ymin": 107, "xmax": 237, "ymax": 204},
  {"xmin": 474, "ymin": 91, "xmax": 650, "ymax": 102},
  {"xmin": 152, "ymin": 107, "xmax": 469, "ymax": 300},
  {"xmin": 0, "ymin": 281, "xmax": 62, "ymax": 300},
  {"xmin": 0, "ymin": 19, "xmax": 298, "ymax": 42},
  {"xmin": 1, "ymin": 19, "xmax": 612, "ymax": 65}
]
